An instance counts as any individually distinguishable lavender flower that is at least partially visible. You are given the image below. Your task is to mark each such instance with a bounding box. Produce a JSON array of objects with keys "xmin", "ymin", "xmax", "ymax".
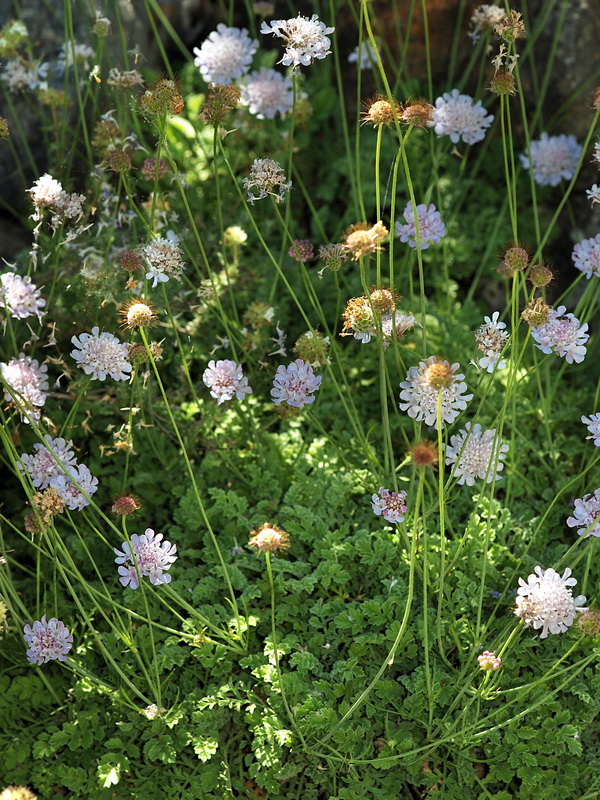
[
  {"xmin": 202, "ymin": 359, "xmax": 252, "ymax": 404},
  {"xmin": 1, "ymin": 354, "xmax": 49, "ymax": 423},
  {"xmin": 114, "ymin": 528, "xmax": 178, "ymax": 589},
  {"xmin": 474, "ymin": 311, "xmax": 509, "ymax": 372},
  {"xmin": 371, "ymin": 487, "xmax": 407, "ymax": 523},
  {"xmin": 0, "ymin": 273, "xmax": 46, "ymax": 320},
  {"xmin": 520, "ymin": 133, "xmax": 582, "ymax": 187},
  {"xmin": 50, "ymin": 464, "xmax": 98, "ymax": 511},
  {"xmin": 193, "ymin": 24, "xmax": 258, "ymax": 84},
  {"xmin": 399, "ymin": 356, "xmax": 473, "ymax": 429},
  {"xmin": 514, "ymin": 566, "xmax": 587, "ymax": 638},
  {"xmin": 572, "ymin": 233, "xmax": 600, "ymax": 280},
  {"xmin": 71, "ymin": 327, "xmax": 132, "ymax": 381},
  {"xmin": 445, "ymin": 422, "xmax": 508, "ymax": 486},
  {"xmin": 19, "ymin": 435, "xmax": 77, "ymax": 489},
  {"xmin": 239, "ymin": 67, "xmax": 293, "ymax": 119},
  {"xmin": 260, "ymin": 14, "xmax": 335, "ymax": 69},
  {"xmin": 582, "ymin": 413, "xmax": 600, "ymax": 446},
  {"xmin": 23, "ymin": 615, "xmax": 73, "ymax": 664},
  {"xmin": 395, "ymin": 203, "xmax": 446, "ymax": 250},
  {"xmin": 566, "ymin": 489, "xmax": 600, "ymax": 538},
  {"xmin": 271, "ymin": 358, "xmax": 322, "ymax": 407},
  {"xmin": 432, "ymin": 89, "xmax": 494, "ymax": 145},
  {"xmin": 530, "ymin": 305, "xmax": 588, "ymax": 364}
]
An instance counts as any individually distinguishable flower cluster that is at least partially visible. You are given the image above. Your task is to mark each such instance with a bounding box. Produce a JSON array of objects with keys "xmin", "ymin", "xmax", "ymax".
[
  {"xmin": 514, "ymin": 566, "xmax": 587, "ymax": 638},
  {"xmin": 271, "ymin": 359, "xmax": 322, "ymax": 407},
  {"xmin": 193, "ymin": 25, "xmax": 258, "ymax": 84},
  {"xmin": 243, "ymin": 158, "xmax": 292, "ymax": 204},
  {"xmin": 474, "ymin": 312, "xmax": 509, "ymax": 371},
  {"xmin": 469, "ymin": 5, "xmax": 507, "ymax": 42},
  {"xmin": 530, "ymin": 305, "xmax": 588, "ymax": 364},
  {"xmin": 477, "ymin": 651, "xmax": 501, "ymax": 670},
  {"xmin": 399, "ymin": 357, "xmax": 473, "ymax": 429},
  {"xmin": 395, "ymin": 202, "xmax": 446, "ymax": 250},
  {"xmin": 445, "ymin": 423, "xmax": 509, "ymax": 486},
  {"xmin": 586, "ymin": 184, "xmax": 600, "ymax": 206},
  {"xmin": 432, "ymin": 89, "xmax": 494, "ymax": 145},
  {"xmin": 141, "ymin": 236, "xmax": 186, "ymax": 287},
  {"xmin": 0, "ymin": 273, "xmax": 46, "ymax": 320},
  {"xmin": 114, "ymin": 528, "xmax": 177, "ymax": 590},
  {"xmin": 572, "ymin": 233, "xmax": 600, "ymax": 279},
  {"xmin": 371, "ymin": 487, "xmax": 407, "ymax": 524},
  {"xmin": 19, "ymin": 435, "xmax": 76, "ymax": 489},
  {"xmin": 71, "ymin": 327, "xmax": 132, "ymax": 381},
  {"xmin": 1, "ymin": 354, "xmax": 49, "ymax": 423},
  {"xmin": 340, "ymin": 290, "xmax": 419, "ymax": 348},
  {"xmin": 566, "ymin": 489, "xmax": 600, "ymax": 538},
  {"xmin": 27, "ymin": 173, "xmax": 85, "ymax": 226},
  {"xmin": 239, "ymin": 67, "xmax": 293, "ymax": 119},
  {"xmin": 23, "ymin": 615, "xmax": 73, "ymax": 665},
  {"xmin": 582, "ymin": 413, "xmax": 600, "ymax": 446},
  {"xmin": 202, "ymin": 360, "xmax": 252, "ymax": 404},
  {"xmin": 260, "ymin": 14, "xmax": 335, "ymax": 69},
  {"xmin": 520, "ymin": 133, "xmax": 582, "ymax": 187}
]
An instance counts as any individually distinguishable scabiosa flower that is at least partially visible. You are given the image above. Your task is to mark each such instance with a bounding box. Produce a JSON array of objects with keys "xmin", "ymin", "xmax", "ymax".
[
  {"xmin": 288, "ymin": 239, "xmax": 314, "ymax": 262},
  {"xmin": 141, "ymin": 157, "xmax": 168, "ymax": 180},
  {"xmin": 343, "ymin": 221, "xmax": 388, "ymax": 260},
  {"xmin": 141, "ymin": 237, "xmax": 186, "ymax": 287},
  {"xmin": 477, "ymin": 651, "xmax": 501, "ymax": 670},
  {"xmin": 593, "ymin": 141, "xmax": 600, "ymax": 165},
  {"xmin": 120, "ymin": 300, "xmax": 156, "ymax": 329},
  {"xmin": 19, "ymin": 436, "xmax": 77, "ymax": 489},
  {"xmin": 586, "ymin": 184, "xmax": 600, "ymax": 206},
  {"xmin": 514, "ymin": 566, "xmax": 587, "ymax": 638},
  {"xmin": 530, "ymin": 305, "xmax": 588, "ymax": 364},
  {"xmin": 243, "ymin": 158, "xmax": 292, "ymax": 204},
  {"xmin": 371, "ymin": 487, "xmax": 408, "ymax": 524},
  {"xmin": 114, "ymin": 528, "xmax": 177, "ymax": 589},
  {"xmin": 361, "ymin": 94, "xmax": 401, "ymax": 127},
  {"xmin": 582, "ymin": 413, "xmax": 600, "ymax": 446},
  {"xmin": 50, "ymin": 464, "xmax": 98, "ymax": 511},
  {"xmin": 469, "ymin": 5, "xmax": 507, "ymax": 42},
  {"xmin": 566, "ymin": 489, "xmax": 600, "ymax": 538},
  {"xmin": 520, "ymin": 133, "xmax": 582, "ymax": 187},
  {"xmin": 578, "ymin": 609, "xmax": 600, "ymax": 636},
  {"xmin": 239, "ymin": 67, "xmax": 293, "ymax": 119},
  {"xmin": 23, "ymin": 615, "xmax": 73, "ymax": 665},
  {"xmin": 340, "ymin": 296, "xmax": 376, "ymax": 343},
  {"xmin": 71, "ymin": 327, "xmax": 132, "ymax": 381},
  {"xmin": 28, "ymin": 173, "xmax": 64, "ymax": 209},
  {"xmin": 260, "ymin": 14, "xmax": 335, "ymax": 70},
  {"xmin": 409, "ymin": 439, "xmax": 438, "ymax": 468},
  {"xmin": 248, "ymin": 522, "xmax": 290, "ymax": 552},
  {"xmin": 348, "ymin": 38, "xmax": 379, "ymax": 69},
  {"xmin": 381, "ymin": 312, "xmax": 421, "ymax": 349},
  {"xmin": 318, "ymin": 243, "xmax": 348, "ymax": 276},
  {"xmin": 445, "ymin": 422, "xmax": 508, "ymax": 486},
  {"xmin": 0, "ymin": 273, "xmax": 46, "ymax": 320},
  {"xmin": 399, "ymin": 356, "xmax": 473, "ymax": 429},
  {"xmin": 572, "ymin": 233, "xmax": 600, "ymax": 279},
  {"xmin": 1, "ymin": 354, "xmax": 49, "ymax": 422},
  {"xmin": 203, "ymin": 359, "xmax": 252, "ymax": 404},
  {"xmin": 294, "ymin": 330, "xmax": 330, "ymax": 366},
  {"xmin": 193, "ymin": 24, "xmax": 258, "ymax": 84},
  {"xmin": 395, "ymin": 203, "xmax": 446, "ymax": 250},
  {"xmin": 271, "ymin": 358, "xmax": 322, "ymax": 407},
  {"xmin": 474, "ymin": 312, "xmax": 509, "ymax": 372},
  {"xmin": 432, "ymin": 89, "xmax": 494, "ymax": 145}
]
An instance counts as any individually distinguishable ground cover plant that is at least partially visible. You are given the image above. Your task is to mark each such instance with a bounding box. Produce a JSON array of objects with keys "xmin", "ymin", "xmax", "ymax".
[{"xmin": 0, "ymin": 0, "xmax": 599, "ymax": 797}]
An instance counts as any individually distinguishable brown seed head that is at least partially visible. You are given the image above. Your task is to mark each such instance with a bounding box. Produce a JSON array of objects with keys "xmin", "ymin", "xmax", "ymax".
[
  {"xmin": 140, "ymin": 78, "xmax": 184, "ymax": 115},
  {"xmin": 199, "ymin": 83, "xmax": 241, "ymax": 126},
  {"xmin": 400, "ymin": 99, "xmax": 434, "ymax": 128},
  {"xmin": 107, "ymin": 148, "xmax": 132, "ymax": 173},
  {"xmin": 578, "ymin": 609, "xmax": 600, "ymax": 636},
  {"xmin": 528, "ymin": 263, "xmax": 554, "ymax": 288},
  {"xmin": 361, "ymin": 94, "xmax": 400, "ymax": 127},
  {"xmin": 248, "ymin": 523, "xmax": 290, "ymax": 553},
  {"xmin": 409, "ymin": 439, "xmax": 438, "ymax": 468},
  {"xmin": 111, "ymin": 494, "xmax": 141, "ymax": 516},
  {"xmin": 501, "ymin": 245, "xmax": 529, "ymax": 271},
  {"xmin": 423, "ymin": 359, "xmax": 454, "ymax": 390},
  {"xmin": 489, "ymin": 70, "xmax": 516, "ymax": 96},
  {"xmin": 121, "ymin": 250, "xmax": 142, "ymax": 273},
  {"xmin": 521, "ymin": 298, "xmax": 551, "ymax": 327}
]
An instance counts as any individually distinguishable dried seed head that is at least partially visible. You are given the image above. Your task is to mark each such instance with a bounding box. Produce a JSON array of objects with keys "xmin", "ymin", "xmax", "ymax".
[
  {"xmin": 369, "ymin": 287, "xmax": 397, "ymax": 315},
  {"xmin": 140, "ymin": 78, "xmax": 184, "ymax": 115},
  {"xmin": 248, "ymin": 522, "xmax": 290, "ymax": 553},
  {"xmin": 489, "ymin": 70, "xmax": 516, "ymax": 96},
  {"xmin": 111, "ymin": 494, "xmax": 141, "ymax": 516},
  {"xmin": 294, "ymin": 330, "xmax": 330, "ymax": 366},
  {"xmin": 120, "ymin": 300, "xmax": 156, "ymax": 329},
  {"xmin": 199, "ymin": 83, "xmax": 241, "ymax": 126},
  {"xmin": 362, "ymin": 94, "xmax": 400, "ymax": 127},
  {"xmin": 423, "ymin": 359, "xmax": 454, "ymax": 390},
  {"xmin": 501, "ymin": 245, "xmax": 529, "ymax": 271},
  {"xmin": 243, "ymin": 300, "xmax": 274, "ymax": 329},
  {"xmin": 318, "ymin": 243, "xmax": 348, "ymax": 273},
  {"xmin": 578, "ymin": 609, "xmax": 600, "ymax": 636},
  {"xmin": 107, "ymin": 148, "xmax": 132, "ymax": 173},
  {"xmin": 343, "ymin": 221, "xmax": 388, "ymax": 261},
  {"xmin": 409, "ymin": 439, "xmax": 438, "ymax": 468},
  {"xmin": 521, "ymin": 298, "xmax": 551, "ymax": 327},
  {"xmin": 494, "ymin": 9, "xmax": 526, "ymax": 42},
  {"xmin": 400, "ymin": 99, "xmax": 434, "ymax": 128},
  {"xmin": 497, "ymin": 262, "xmax": 515, "ymax": 279},
  {"xmin": 0, "ymin": 116, "xmax": 9, "ymax": 138},
  {"xmin": 528, "ymin": 263, "xmax": 554, "ymax": 288}
]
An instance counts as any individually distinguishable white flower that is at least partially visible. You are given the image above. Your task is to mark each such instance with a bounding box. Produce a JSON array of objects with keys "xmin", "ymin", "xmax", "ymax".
[
  {"xmin": 566, "ymin": 489, "xmax": 600, "ymax": 538},
  {"xmin": 514, "ymin": 566, "xmax": 587, "ymax": 638},
  {"xmin": 432, "ymin": 89, "xmax": 494, "ymax": 145},
  {"xmin": 381, "ymin": 312, "xmax": 421, "ymax": 349},
  {"xmin": 243, "ymin": 158, "xmax": 292, "ymax": 204},
  {"xmin": 114, "ymin": 528, "xmax": 178, "ymax": 589},
  {"xmin": 0, "ymin": 273, "xmax": 46, "ymax": 320},
  {"xmin": 530, "ymin": 305, "xmax": 588, "ymax": 364},
  {"xmin": 202, "ymin": 359, "xmax": 252, "ymax": 404},
  {"xmin": 193, "ymin": 24, "xmax": 258, "ymax": 84},
  {"xmin": 50, "ymin": 464, "xmax": 98, "ymax": 511},
  {"xmin": 582, "ymin": 413, "xmax": 600, "ymax": 446},
  {"xmin": 141, "ymin": 237, "xmax": 185, "ymax": 287},
  {"xmin": 348, "ymin": 39, "xmax": 379, "ymax": 69},
  {"xmin": 586, "ymin": 184, "xmax": 600, "ymax": 206},
  {"xmin": 520, "ymin": 133, "xmax": 582, "ymax": 187},
  {"xmin": 1, "ymin": 353, "xmax": 49, "ymax": 422},
  {"xmin": 1, "ymin": 58, "xmax": 48, "ymax": 92},
  {"xmin": 58, "ymin": 42, "xmax": 95, "ymax": 72},
  {"xmin": 593, "ymin": 141, "xmax": 600, "ymax": 166},
  {"xmin": 572, "ymin": 233, "xmax": 600, "ymax": 279},
  {"xmin": 28, "ymin": 174, "xmax": 64, "ymax": 208},
  {"xmin": 445, "ymin": 422, "xmax": 508, "ymax": 486},
  {"xmin": 474, "ymin": 311, "xmax": 508, "ymax": 372},
  {"xmin": 399, "ymin": 356, "xmax": 473, "ymax": 429},
  {"xmin": 71, "ymin": 326, "xmax": 132, "ymax": 381},
  {"xmin": 239, "ymin": 67, "xmax": 293, "ymax": 119},
  {"xmin": 260, "ymin": 14, "xmax": 335, "ymax": 69},
  {"xmin": 19, "ymin": 435, "xmax": 77, "ymax": 489}
]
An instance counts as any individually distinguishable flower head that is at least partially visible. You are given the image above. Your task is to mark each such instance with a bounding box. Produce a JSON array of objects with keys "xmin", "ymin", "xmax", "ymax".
[
  {"xmin": 409, "ymin": 439, "xmax": 438, "ymax": 468},
  {"xmin": 141, "ymin": 237, "xmax": 185, "ymax": 287},
  {"xmin": 0, "ymin": 273, "xmax": 45, "ymax": 320},
  {"xmin": 1, "ymin": 354, "xmax": 49, "ymax": 422},
  {"xmin": 395, "ymin": 203, "xmax": 446, "ymax": 250},
  {"xmin": 432, "ymin": 89, "xmax": 494, "ymax": 145},
  {"xmin": 193, "ymin": 24, "xmax": 258, "ymax": 84},
  {"xmin": 371, "ymin": 487, "xmax": 407, "ymax": 524},
  {"xmin": 198, "ymin": 83, "xmax": 241, "ymax": 125},
  {"xmin": 521, "ymin": 297, "xmax": 551, "ymax": 327},
  {"xmin": 341, "ymin": 296, "xmax": 376, "ymax": 343},
  {"xmin": 361, "ymin": 94, "xmax": 400, "ymax": 127},
  {"xmin": 585, "ymin": 184, "xmax": 600, "ymax": 206},
  {"xmin": 474, "ymin": 311, "xmax": 508, "ymax": 372},
  {"xmin": 114, "ymin": 528, "xmax": 177, "ymax": 589},
  {"xmin": 239, "ymin": 67, "xmax": 293, "ymax": 119},
  {"xmin": 514, "ymin": 566, "xmax": 587, "ymax": 638},
  {"xmin": 19, "ymin": 435, "xmax": 77, "ymax": 489},
  {"xmin": 111, "ymin": 494, "xmax": 142, "ymax": 516},
  {"xmin": 260, "ymin": 14, "xmax": 335, "ymax": 69},
  {"xmin": 203, "ymin": 359, "xmax": 252, "ymax": 404},
  {"xmin": 71, "ymin": 327, "xmax": 132, "ymax": 381},
  {"xmin": 572, "ymin": 233, "xmax": 600, "ymax": 280},
  {"xmin": 528, "ymin": 263, "xmax": 553, "ymax": 288},
  {"xmin": 343, "ymin": 221, "xmax": 388, "ymax": 260},
  {"xmin": 120, "ymin": 300, "xmax": 156, "ymax": 329},
  {"xmin": 400, "ymin": 99, "xmax": 435, "ymax": 128},
  {"xmin": 477, "ymin": 651, "xmax": 501, "ymax": 670},
  {"xmin": 582, "ymin": 413, "xmax": 600, "ymax": 446},
  {"xmin": 288, "ymin": 239, "xmax": 314, "ymax": 262},
  {"xmin": 381, "ymin": 311, "xmax": 421, "ymax": 349},
  {"xmin": 294, "ymin": 330, "xmax": 330, "ymax": 367},
  {"xmin": 578, "ymin": 609, "xmax": 600, "ymax": 636},
  {"xmin": 318, "ymin": 243, "xmax": 348, "ymax": 275},
  {"xmin": 28, "ymin": 173, "xmax": 64, "ymax": 209},
  {"xmin": 520, "ymin": 133, "xmax": 582, "ymax": 187},
  {"xmin": 566, "ymin": 489, "xmax": 600, "ymax": 538},
  {"xmin": 469, "ymin": 5, "xmax": 507, "ymax": 42},
  {"xmin": 0, "ymin": 787, "xmax": 37, "ymax": 800},
  {"xmin": 23, "ymin": 615, "xmax": 73, "ymax": 664},
  {"xmin": 445, "ymin": 422, "xmax": 508, "ymax": 486},
  {"xmin": 399, "ymin": 356, "xmax": 473, "ymax": 429},
  {"xmin": 248, "ymin": 522, "xmax": 290, "ymax": 552},
  {"xmin": 271, "ymin": 358, "xmax": 322, "ymax": 407},
  {"xmin": 530, "ymin": 305, "xmax": 588, "ymax": 364},
  {"xmin": 49, "ymin": 464, "xmax": 98, "ymax": 511},
  {"xmin": 243, "ymin": 158, "xmax": 292, "ymax": 204}
]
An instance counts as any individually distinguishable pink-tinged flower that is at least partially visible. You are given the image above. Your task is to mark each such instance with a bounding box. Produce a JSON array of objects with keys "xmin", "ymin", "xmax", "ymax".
[
  {"xmin": 193, "ymin": 24, "xmax": 258, "ymax": 84},
  {"xmin": 520, "ymin": 133, "xmax": 582, "ymax": 187},
  {"xmin": 271, "ymin": 358, "xmax": 322, "ymax": 407},
  {"xmin": 1, "ymin": 353, "xmax": 49, "ymax": 423},
  {"xmin": 399, "ymin": 356, "xmax": 473, "ymax": 429},
  {"xmin": 239, "ymin": 67, "xmax": 293, "ymax": 119},
  {"xmin": 477, "ymin": 650, "xmax": 501, "ymax": 670},
  {"xmin": 514, "ymin": 566, "xmax": 587, "ymax": 638},
  {"xmin": 0, "ymin": 273, "xmax": 46, "ymax": 320},
  {"xmin": 394, "ymin": 202, "xmax": 446, "ymax": 250},
  {"xmin": 49, "ymin": 464, "xmax": 98, "ymax": 511},
  {"xmin": 288, "ymin": 239, "xmax": 314, "ymax": 262},
  {"xmin": 71, "ymin": 326, "xmax": 132, "ymax": 381},
  {"xmin": 114, "ymin": 528, "xmax": 177, "ymax": 589},
  {"xmin": 371, "ymin": 487, "xmax": 407, "ymax": 523},
  {"xmin": 141, "ymin": 158, "xmax": 168, "ymax": 180},
  {"xmin": 260, "ymin": 14, "xmax": 335, "ymax": 69},
  {"xmin": 572, "ymin": 233, "xmax": 600, "ymax": 279},
  {"xmin": 530, "ymin": 305, "xmax": 588, "ymax": 364},
  {"xmin": 445, "ymin": 423, "xmax": 508, "ymax": 486},
  {"xmin": 19, "ymin": 435, "xmax": 77, "ymax": 489},
  {"xmin": 23, "ymin": 615, "xmax": 73, "ymax": 664},
  {"xmin": 582, "ymin": 413, "xmax": 600, "ymax": 446},
  {"xmin": 566, "ymin": 489, "xmax": 600, "ymax": 538},
  {"xmin": 202, "ymin": 359, "xmax": 252, "ymax": 404},
  {"xmin": 432, "ymin": 89, "xmax": 494, "ymax": 145}
]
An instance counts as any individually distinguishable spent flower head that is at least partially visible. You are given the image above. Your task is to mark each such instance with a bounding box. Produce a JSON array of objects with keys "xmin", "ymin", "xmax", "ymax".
[
  {"xmin": 343, "ymin": 221, "xmax": 388, "ymax": 260},
  {"xmin": 514, "ymin": 566, "xmax": 587, "ymax": 638},
  {"xmin": 294, "ymin": 330, "xmax": 330, "ymax": 366},
  {"xmin": 23, "ymin": 615, "xmax": 73, "ymax": 665},
  {"xmin": 318, "ymin": 243, "xmax": 348, "ymax": 275},
  {"xmin": 578, "ymin": 609, "xmax": 600, "ymax": 636},
  {"xmin": 260, "ymin": 14, "xmax": 334, "ymax": 69},
  {"xmin": 71, "ymin": 327, "xmax": 132, "ymax": 381},
  {"xmin": 520, "ymin": 133, "xmax": 582, "ymax": 187},
  {"xmin": 445, "ymin": 422, "xmax": 509, "ymax": 486},
  {"xmin": 111, "ymin": 494, "xmax": 142, "ymax": 516},
  {"xmin": 399, "ymin": 356, "xmax": 473, "ymax": 429},
  {"xmin": 521, "ymin": 297, "xmax": 551, "ymax": 327},
  {"xmin": 474, "ymin": 311, "xmax": 508, "ymax": 372},
  {"xmin": 469, "ymin": 5, "xmax": 507, "ymax": 42},
  {"xmin": 528, "ymin": 263, "xmax": 553, "ymax": 288},
  {"xmin": 114, "ymin": 529, "xmax": 177, "ymax": 589},
  {"xmin": 361, "ymin": 94, "xmax": 400, "ymax": 127},
  {"xmin": 248, "ymin": 522, "xmax": 290, "ymax": 553},
  {"xmin": 400, "ymin": 99, "xmax": 434, "ymax": 128},
  {"xmin": 494, "ymin": 9, "xmax": 526, "ymax": 42},
  {"xmin": 193, "ymin": 25, "xmax": 258, "ymax": 84},
  {"xmin": 198, "ymin": 83, "xmax": 241, "ymax": 126},
  {"xmin": 243, "ymin": 158, "xmax": 292, "ymax": 204},
  {"xmin": 566, "ymin": 489, "xmax": 600, "ymax": 538},
  {"xmin": 432, "ymin": 89, "xmax": 494, "ymax": 145},
  {"xmin": 409, "ymin": 439, "xmax": 438, "ymax": 469},
  {"xmin": 340, "ymin": 296, "xmax": 376, "ymax": 343}
]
